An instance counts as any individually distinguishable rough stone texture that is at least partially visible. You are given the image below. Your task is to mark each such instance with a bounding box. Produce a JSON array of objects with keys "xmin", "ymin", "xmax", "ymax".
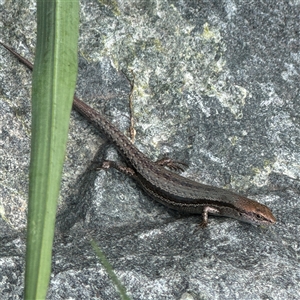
[{"xmin": 0, "ymin": 1, "xmax": 299, "ymax": 299}]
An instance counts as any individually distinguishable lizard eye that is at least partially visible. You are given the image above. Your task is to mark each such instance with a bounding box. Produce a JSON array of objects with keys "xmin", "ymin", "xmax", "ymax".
[{"xmin": 255, "ymin": 214, "xmax": 264, "ymax": 220}]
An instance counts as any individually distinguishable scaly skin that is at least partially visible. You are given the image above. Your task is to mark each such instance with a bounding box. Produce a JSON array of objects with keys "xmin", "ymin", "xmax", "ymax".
[{"xmin": 0, "ymin": 41, "xmax": 276, "ymax": 227}]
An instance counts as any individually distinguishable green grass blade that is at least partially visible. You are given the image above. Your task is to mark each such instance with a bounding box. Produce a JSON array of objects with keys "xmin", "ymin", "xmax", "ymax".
[
  {"xmin": 91, "ymin": 240, "xmax": 132, "ymax": 300},
  {"xmin": 25, "ymin": 1, "xmax": 79, "ymax": 299}
]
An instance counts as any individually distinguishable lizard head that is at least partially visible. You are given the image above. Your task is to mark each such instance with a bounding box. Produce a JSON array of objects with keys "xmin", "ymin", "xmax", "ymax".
[{"xmin": 235, "ymin": 196, "xmax": 276, "ymax": 226}]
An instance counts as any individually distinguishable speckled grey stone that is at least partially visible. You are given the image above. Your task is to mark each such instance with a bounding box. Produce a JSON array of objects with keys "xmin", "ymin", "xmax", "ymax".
[{"xmin": 0, "ymin": 1, "xmax": 299, "ymax": 299}]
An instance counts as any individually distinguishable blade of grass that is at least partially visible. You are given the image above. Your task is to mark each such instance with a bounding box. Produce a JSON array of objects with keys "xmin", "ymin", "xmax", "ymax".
[
  {"xmin": 0, "ymin": 42, "xmax": 134, "ymax": 300},
  {"xmin": 25, "ymin": 1, "xmax": 79, "ymax": 299},
  {"xmin": 91, "ymin": 240, "xmax": 132, "ymax": 300}
]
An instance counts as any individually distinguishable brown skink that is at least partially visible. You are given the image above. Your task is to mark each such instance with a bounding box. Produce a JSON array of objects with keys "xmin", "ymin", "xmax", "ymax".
[{"xmin": 0, "ymin": 42, "xmax": 276, "ymax": 227}]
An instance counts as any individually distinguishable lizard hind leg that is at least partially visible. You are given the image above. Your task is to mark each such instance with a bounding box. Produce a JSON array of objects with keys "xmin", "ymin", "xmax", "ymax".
[
  {"xmin": 100, "ymin": 160, "xmax": 136, "ymax": 177},
  {"xmin": 155, "ymin": 157, "xmax": 188, "ymax": 172}
]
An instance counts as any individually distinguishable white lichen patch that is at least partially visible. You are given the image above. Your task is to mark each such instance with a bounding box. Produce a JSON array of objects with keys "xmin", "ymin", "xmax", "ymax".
[{"xmin": 81, "ymin": 1, "xmax": 249, "ymax": 129}]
